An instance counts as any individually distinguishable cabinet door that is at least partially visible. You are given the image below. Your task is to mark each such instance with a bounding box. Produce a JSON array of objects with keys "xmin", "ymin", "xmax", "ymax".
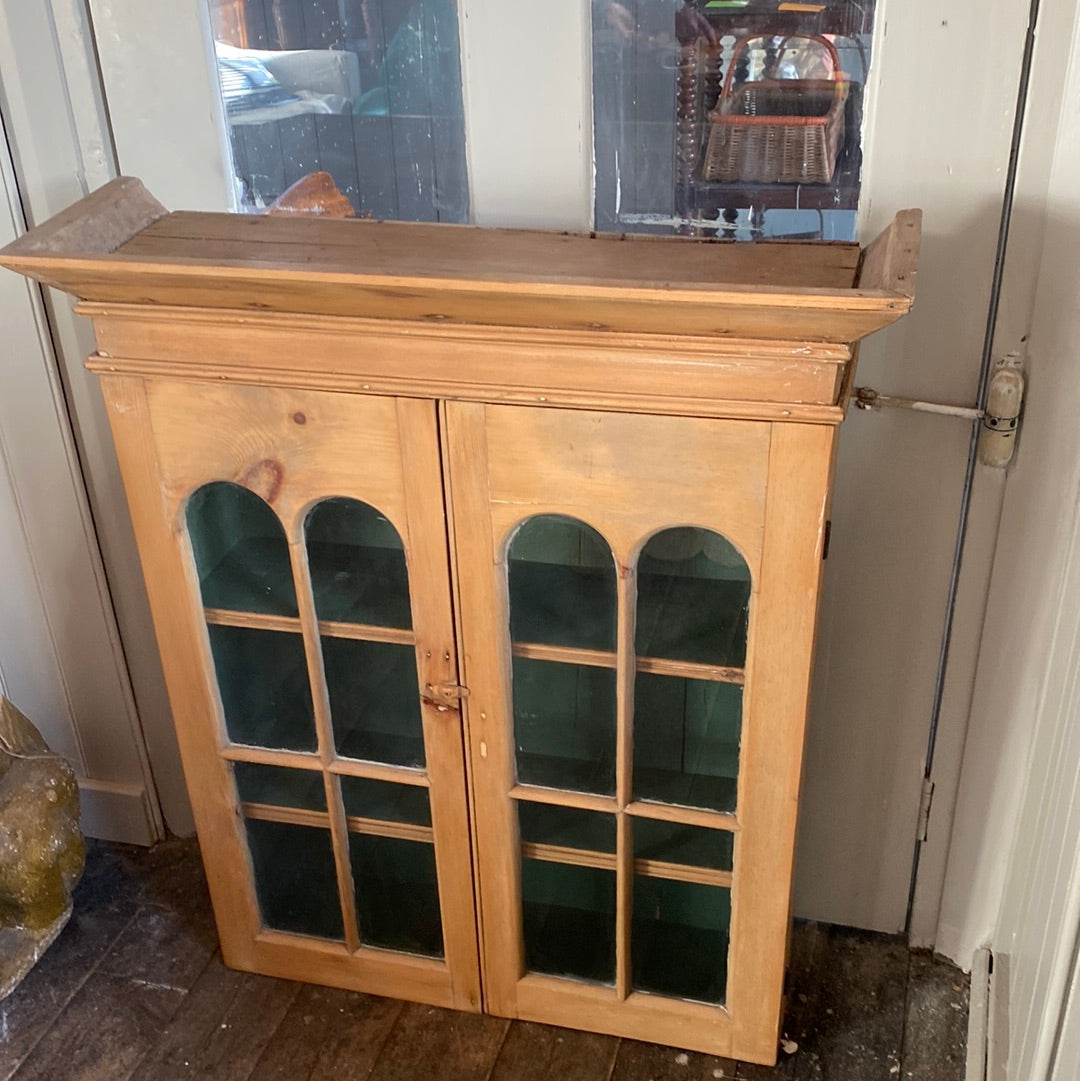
[
  {"xmin": 100, "ymin": 377, "xmax": 480, "ymax": 1011},
  {"xmin": 446, "ymin": 401, "xmax": 833, "ymax": 1061}
]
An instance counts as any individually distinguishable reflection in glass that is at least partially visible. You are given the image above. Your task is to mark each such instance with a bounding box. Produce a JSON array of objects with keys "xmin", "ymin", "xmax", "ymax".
[
  {"xmin": 207, "ymin": 0, "xmax": 468, "ymax": 222},
  {"xmin": 522, "ymin": 859, "xmax": 616, "ymax": 984},
  {"xmin": 591, "ymin": 1, "xmax": 876, "ymax": 238},
  {"xmin": 305, "ymin": 499, "xmax": 412, "ymax": 628},
  {"xmin": 246, "ymin": 818, "xmax": 344, "ymax": 940},
  {"xmin": 632, "ymin": 876, "xmax": 730, "ymax": 1004},
  {"xmin": 322, "ymin": 637, "xmax": 424, "ymax": 766},
  {"xmin": 509, "ymin": 516, "xmax": 617, "ymax": 651},
  {"xmin": 633, "ymin": 818, "xmax": 733, "ymax": 873},
  {"xmin": 234, "ymin": 762, "xmax": 326, "ymax": 811},
  {"xmin": 513, "ymin": 657, "xmax": 616, "ymax": 795},
  {"xmin": 209, "ymin": 624, "xmax": 316, "ymax": 751},
  {"xmin": 187, "ymin": 482, "xmax": 296, "ymax": 616},
  {"xmin": 518, "ymin": 803, "xmax": 616, "ymax": 854},
  {"xmin": 350, "ymin": 834, "xmax": 443, "ymax": 956},
  {"xmin": 636, "ymin": 528, "xmax": 749, "ymax": 667},
  {"xmin": 633, "ymin": 674, "xmax": 741, "ymax": 812},
  {"xmin": 341, "ymin": 777, "xmax": 431, "ymax": 826}
]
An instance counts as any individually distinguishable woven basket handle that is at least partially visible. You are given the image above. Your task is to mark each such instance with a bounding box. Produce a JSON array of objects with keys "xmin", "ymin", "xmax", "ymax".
[{"xmin": 719, "ymin": 33, "xmax": 842, "ymax": 103}]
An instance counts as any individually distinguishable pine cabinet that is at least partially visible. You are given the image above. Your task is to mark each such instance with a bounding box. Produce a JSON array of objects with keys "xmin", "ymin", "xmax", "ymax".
[{"xmin": 0, "ymin": 179, "xmax": 919, "ymax": 1066}]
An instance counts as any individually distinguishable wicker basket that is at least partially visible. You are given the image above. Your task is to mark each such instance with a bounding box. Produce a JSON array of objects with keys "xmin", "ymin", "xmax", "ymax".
[{"xmin": 702, "ymin": 35, "xmax": 848, "ymax": 185}]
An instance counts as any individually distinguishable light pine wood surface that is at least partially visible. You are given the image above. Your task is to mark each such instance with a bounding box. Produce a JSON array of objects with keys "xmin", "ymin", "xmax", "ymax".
[{"xmin": 0, "ymin": 178, "xmax": 922, "ymax": 1066}]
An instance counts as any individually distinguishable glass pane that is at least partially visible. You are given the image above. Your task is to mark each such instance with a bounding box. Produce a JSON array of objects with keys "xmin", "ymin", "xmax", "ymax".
[
  {"xmin": 633, "ymin": 674, "xmax": 741, "ymax": 813},
  {"xmin": 322, "ymin": 637, "xmax": 424, "ymax": 766},
  {"xmin": 209, "ymin": 624, "xmax": 316, "ymax": 751},
  {"xmin": 509, "ymin": 516, "xmax": 617, "ymax": 651},
  {"xmin": 634, "ymin": 818, "xmax": 733, "ymax": 873},
  {"xmin": 518, "ymin": 803, "xmax": 615, "ymax": 854},
  {"xmin": 234, "ymin": 762, "xmax": 326, "ymax": 811},
  {"xmin": 521, "ymin": 859, "xmax": 615, "ymax": 984},
  {"xmin": 305, "ymin": 499, "xmax": 412, "ymax": 628},
  {"xmin": 245, "ymin": 818, "xmax": 344, "ymax": 940},
  {"xmin": 349, "ymin": 833, "xmax": 443, "ymax": 956},
  {"xmin": 341, "ymin": 777, "xmax": 430, "ymax": 826},
  {"xmin": 187, "ymin": 482, "xmax": 296, "ymax": 616},
  {"xmin": 632, "ymin": 876, "xmax": 730, "ymax": 1004},
  {"xmin": 513, "ymin": 657, "xmax": 616, "ymax": 796},
  {"xmin": 208, "ymin": 0, "xmax": 468, "ymax": 222},
  {"xmin": 636, "ymin": 528, "xmax": 750, "ymax": 667},
  {"xmin": 592, "ymin": 3, "xmax": 877, "ymax": 238}
]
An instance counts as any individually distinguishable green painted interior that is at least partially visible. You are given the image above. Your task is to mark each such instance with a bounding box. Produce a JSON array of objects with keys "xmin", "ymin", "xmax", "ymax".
[
  {"xmin": 521, "ymin": 859, "xmax": 616, "ymax": 984},
  {"xmin": 340, "ymin": 777, "xmax": 431, "ymax": 825},
  {"xmin": 233, "ymin": 762, "xmax": 327, "ymax": 811},
  {"xmin": 245, "ymin": 818, "xmax": 344, "ymax": 941},
  {"xmin": 208, "ymin": 623, "xmax": 316, "ymax": 751},
  {"xmin": 517, "ymin": 803, "xmax": 616, "ymax": 852},
  {"xmin": 321, "ymin": 637, "xmax": 424, "ymax": 767},
  {"xmin": 632, "ymin": 877, "xmax": 730, "ymax": 1004},
  {"xmin": 349, "ymin": 833, "xmax": 444, "ymax": 957},
  {"xmin": 305, "ymin": 498, "xmax": 412, "ymax": 627},
  {"xmin": 187, "ymin": 481, "xmax": 298, "ymax": 616},
  {"xmin": 633, "ymin": 818, "xmax": 733, "ymax": 872}
]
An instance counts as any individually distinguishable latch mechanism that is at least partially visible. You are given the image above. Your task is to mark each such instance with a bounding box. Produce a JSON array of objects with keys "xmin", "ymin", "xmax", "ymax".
[
  {"xmin": 423, "ymin": 682, "xmax": 470, "ymax": 712},
  {"xmin": 853, "ymin": 360, "xmax": 1025, "ymax": 469}
]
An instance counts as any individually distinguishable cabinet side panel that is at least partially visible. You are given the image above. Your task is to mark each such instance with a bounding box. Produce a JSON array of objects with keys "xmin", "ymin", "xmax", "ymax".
[
  {"xmin": 97, "ymin": 374, "xmax": 263, "ymax": 963},
  {"xmin": 729, "ymin": 422, "xmax": 835, "ymax": 1061}
]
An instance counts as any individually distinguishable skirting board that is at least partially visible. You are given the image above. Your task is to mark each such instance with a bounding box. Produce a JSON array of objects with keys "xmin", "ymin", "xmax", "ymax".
[{"xmin": 78, "ymin": 778, "xmax": 161, "ymax": 846}]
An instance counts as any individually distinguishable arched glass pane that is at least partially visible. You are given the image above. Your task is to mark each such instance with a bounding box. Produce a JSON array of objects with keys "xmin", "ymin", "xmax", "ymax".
[
  {"xmin": 636, "ymin": 528, "xmax": 749, "ymax": 666},
  {"xmin": 305, "ymin": 499, "xmax": 423, "ymax": 766},
  {"xmin": 633, "ymin": 528, "xmax": 749, "ymax": 813},
  {"xmin": 305, "ymin": 498, "xmax": 411, "ymax": 627},
  {"xmin": 508, "ymin": 516, "xmax": 617, "ymax": 795},
  {"xmin": 187, "ymin": 482, "xmax": 297, "ymax": 616}
]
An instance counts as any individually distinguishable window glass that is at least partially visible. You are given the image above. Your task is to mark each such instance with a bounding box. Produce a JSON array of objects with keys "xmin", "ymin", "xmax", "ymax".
[
  {"xmin": 207, "ymin": 0, "xmax": 468, "ymax": 220},
  {"xmin": 592, "ymin": 0, "xmax": 876, "ymax": 239}
]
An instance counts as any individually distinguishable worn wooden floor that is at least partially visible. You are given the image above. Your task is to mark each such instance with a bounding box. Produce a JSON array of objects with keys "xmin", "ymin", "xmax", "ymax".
[{"xmin": 0, "ymin": 839, "xmax": 968, "ymax": 1081}]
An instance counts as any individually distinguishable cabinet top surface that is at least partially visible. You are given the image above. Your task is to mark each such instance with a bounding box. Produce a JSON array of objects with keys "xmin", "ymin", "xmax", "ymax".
[{"xmin": 0, "ymin": 178, "xmax": 920, "ymax": 345}]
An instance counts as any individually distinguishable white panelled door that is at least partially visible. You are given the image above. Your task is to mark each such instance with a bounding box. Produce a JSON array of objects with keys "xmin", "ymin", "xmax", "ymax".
[{"xmin": 82, "ymin": 0, "xmax": 1043, "ymax": 942}]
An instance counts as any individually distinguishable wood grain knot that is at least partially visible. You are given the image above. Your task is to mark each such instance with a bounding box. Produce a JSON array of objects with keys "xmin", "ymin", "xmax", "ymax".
[{"xmin": 239, "ymin": 459, "xmax": 285, "ymax": 504}]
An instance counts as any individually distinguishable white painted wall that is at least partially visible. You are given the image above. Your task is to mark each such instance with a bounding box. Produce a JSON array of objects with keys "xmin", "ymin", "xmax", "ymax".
[
  {"xmin": 458, "ymin": 0, "xmax": 592, "ymax": 229},
  {"xmin": 0, "ymin": 106, "xmax": 160, "ymax": 843}
]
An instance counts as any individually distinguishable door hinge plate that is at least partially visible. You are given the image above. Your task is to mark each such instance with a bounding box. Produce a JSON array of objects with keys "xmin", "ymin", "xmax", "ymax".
[{"xmin": 917, "ymin": 777, "xmax": 935, "ymax": 843}]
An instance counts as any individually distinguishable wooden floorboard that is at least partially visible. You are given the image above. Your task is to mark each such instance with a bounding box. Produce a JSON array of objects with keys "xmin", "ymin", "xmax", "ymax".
[
  {"xmin": 249, "ymin": 983, "xmax": 403, "ymax": 1081},
  {"xmin": 365, "ymin": 1002, "xmax": 510, "ymax": 1081},
  {"xmin": 490, "ymin": 1021, "xmax": 620, "ymax": 1081},
  {"xmin": 0, "ymin": 840, "xmax": 969, "ymax": 1081},
  {"xmin": 612, "ymin": 1039, "xmax": 738, "ymax": 1081}
]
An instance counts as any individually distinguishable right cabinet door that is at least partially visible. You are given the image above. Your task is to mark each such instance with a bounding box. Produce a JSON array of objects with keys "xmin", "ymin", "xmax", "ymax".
[{"xmin": 445, "ymin": 401, "xmax": 834, "ymax": 1062}]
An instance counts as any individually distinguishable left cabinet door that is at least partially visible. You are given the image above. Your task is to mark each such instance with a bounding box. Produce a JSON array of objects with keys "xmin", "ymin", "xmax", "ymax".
[{"xmin": 99, "ymin": 376, "xmax": 481, "ymax": 1011}]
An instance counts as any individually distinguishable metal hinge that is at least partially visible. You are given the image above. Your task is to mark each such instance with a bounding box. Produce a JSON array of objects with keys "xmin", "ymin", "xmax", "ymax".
[
  {"xmin": 916, "ymin": 777, "xmax": 936, "ymax": 843},
  {"xmin": 423, "ymin": 682, "xmax": 470, "ymax": 712}
]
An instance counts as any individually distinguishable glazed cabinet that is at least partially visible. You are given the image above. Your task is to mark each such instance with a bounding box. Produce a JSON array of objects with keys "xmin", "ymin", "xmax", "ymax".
[{"xmin": 0, "ymin": 179, "xmax": 919, "ymax": 1065}]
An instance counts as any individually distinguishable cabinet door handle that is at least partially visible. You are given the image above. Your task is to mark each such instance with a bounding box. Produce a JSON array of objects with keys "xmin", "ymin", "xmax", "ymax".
[{"xmin": 422, "ymin": 683, "xmax": 470, "ymax": 712}]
